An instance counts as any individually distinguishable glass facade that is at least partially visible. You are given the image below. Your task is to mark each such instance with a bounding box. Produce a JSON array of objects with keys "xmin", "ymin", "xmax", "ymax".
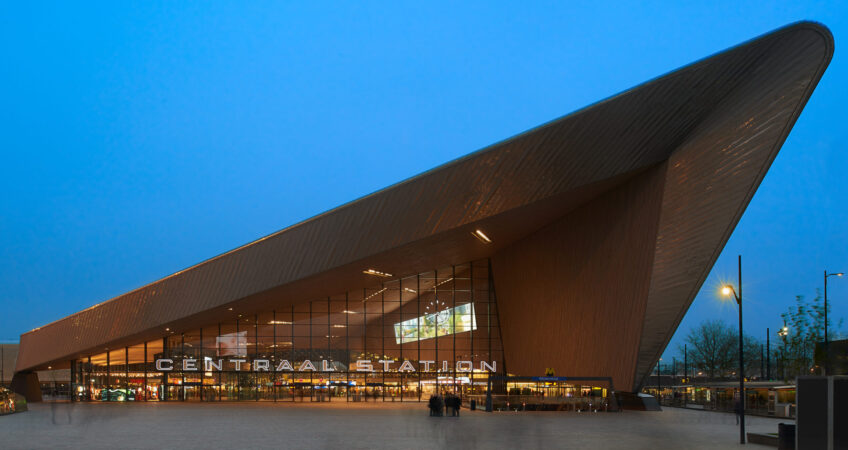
[{"xmin": 70, "ymin": 260, "xmax": 504, "ymax": 402}]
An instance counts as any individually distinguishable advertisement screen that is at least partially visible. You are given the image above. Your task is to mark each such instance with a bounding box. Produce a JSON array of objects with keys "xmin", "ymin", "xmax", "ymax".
[
  {"xmin": 216, "ymin": 331, "xmax": 247, "ymax": 357},
  {"xmin": 393, "ymin": 303, "xmax": 476, "ymax": 344}
]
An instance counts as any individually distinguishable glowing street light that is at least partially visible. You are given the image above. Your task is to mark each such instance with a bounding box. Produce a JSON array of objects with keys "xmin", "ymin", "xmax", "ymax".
[{"xmin": 720, "ymin": 255, "xmax": 745, "ymax": 445}]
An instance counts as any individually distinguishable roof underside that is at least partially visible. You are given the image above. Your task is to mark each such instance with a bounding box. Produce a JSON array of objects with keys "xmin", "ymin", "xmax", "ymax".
[{"xmin": 17, "ymin": 22, "xmax": 833, "ymax": 383}]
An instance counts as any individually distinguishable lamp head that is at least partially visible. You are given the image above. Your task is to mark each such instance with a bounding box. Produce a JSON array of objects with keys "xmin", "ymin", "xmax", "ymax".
[{"xmin": 721, "ymin": 286, "xmax": 733, "ymax": 297}]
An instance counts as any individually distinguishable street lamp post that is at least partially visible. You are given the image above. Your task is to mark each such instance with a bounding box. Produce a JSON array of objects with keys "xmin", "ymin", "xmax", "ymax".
[
  {"xmin": 673, "ymin": 358, "xmax": 677, "ymax": 387},
  {"xmin": 760, "ymin": 344, "xmax": 764, "ymax": 380},
  {"xmin": 824, "ymin": 270, "xmax": 843, "ymax": 374},
  {"xmin": 656, "ymin": 359, "xmax": 661, "ymax": 402},
  {"xmin": 766, "ymin": 327, "xmax": 770, "ymax": 380},
  {"xmin": 778, "ymin": 324, "xmax": 789, "ymax": 379},
  {"xmin": 722, "ymin": 254, "xmax": 745, "ymax": 445}
]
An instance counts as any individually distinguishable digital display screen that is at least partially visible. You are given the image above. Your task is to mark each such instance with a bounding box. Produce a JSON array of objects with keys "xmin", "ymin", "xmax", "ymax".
[
  {"xmin": 394, "ymin": 303, "xmax": 476, "ymax": 344},
  {"xmin": 216, "ymin": 331, "xmax": 247, "ymax": 356}
]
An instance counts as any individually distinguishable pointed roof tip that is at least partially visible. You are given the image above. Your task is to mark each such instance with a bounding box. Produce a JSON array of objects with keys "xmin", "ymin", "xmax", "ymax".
[
  {"xmin": 784, "ymin": 20, "xmax": 834, "ymax": 41},
  {"xmin": 772, "ymin": 20, "xmax": 834, "ymax": 62},
  {"xmin": 709, "ymin": 21, "xmax": 835, "ymax": 73}
]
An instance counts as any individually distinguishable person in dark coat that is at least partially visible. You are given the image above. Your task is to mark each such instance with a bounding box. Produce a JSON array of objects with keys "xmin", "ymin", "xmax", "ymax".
[
  {"xmin": 451, "ymin": 393, "xmax": 458, "ymax": 416},
  {"xmin": 454, "ymin": 394, "xmax": 461, "ymax": 417},
  {"xmin": 733, "ymin": 397, "xmax": 742, "ymax": 425},
  {"xmin": 440, "ymin": 392, "xmax": 450, "ymax": 415}
]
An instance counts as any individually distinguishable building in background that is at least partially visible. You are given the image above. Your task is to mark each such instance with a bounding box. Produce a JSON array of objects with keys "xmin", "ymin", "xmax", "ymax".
[
  {"xmin": 3, "ymin": 343, "xmax": 70, "ymax": 399},
  {"xmin": 1, "ymin": 344, "xmax": 15, "ymax": 388},
  {"xmin": 12, "ymin": 22, "xmax": 833, "ymax": 406}
]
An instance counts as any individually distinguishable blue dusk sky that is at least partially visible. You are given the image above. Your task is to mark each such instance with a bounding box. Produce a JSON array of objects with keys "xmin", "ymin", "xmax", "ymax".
[{"xmin": 1, "ymin": 3, "xmax": 846, "ymax": 363}]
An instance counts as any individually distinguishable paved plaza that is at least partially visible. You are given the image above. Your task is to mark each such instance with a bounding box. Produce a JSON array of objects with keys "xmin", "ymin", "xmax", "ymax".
[{"xmin": 0, "ymin": 402, "xmax": 789, "ymax": 449}]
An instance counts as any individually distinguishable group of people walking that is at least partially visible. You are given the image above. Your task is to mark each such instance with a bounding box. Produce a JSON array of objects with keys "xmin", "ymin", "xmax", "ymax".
[{"xmin": 428, "ymin": 392, "xmax": 462, "ymax": 417}]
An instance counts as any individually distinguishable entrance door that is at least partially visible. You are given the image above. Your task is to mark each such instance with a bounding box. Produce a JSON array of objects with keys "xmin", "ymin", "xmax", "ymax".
[
  {"xmin": 294, "ymin": 384, "xmax": 312, "ymax": 401},
  {"xmin": 183, "ymin": 385, "xmax": 201, "ymax": 401}
]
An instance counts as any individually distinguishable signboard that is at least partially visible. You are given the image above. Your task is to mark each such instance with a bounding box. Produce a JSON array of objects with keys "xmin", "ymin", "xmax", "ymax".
[
  {"xmin": 393, "ymin": 303, "xmax": 477, "ymax": 344},
  {"xmin": 533, "ymin": 376, "xmax": 569, "ymax": 382},
  {"xmin": 155, "ymin": 357, "xmax": 497, "ymax": 373}
]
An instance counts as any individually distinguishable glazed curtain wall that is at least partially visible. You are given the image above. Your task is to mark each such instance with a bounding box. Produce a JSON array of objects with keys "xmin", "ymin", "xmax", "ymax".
[{"xmin": 70, "ymin": 260, "xmax": 504, "ymax": 402}]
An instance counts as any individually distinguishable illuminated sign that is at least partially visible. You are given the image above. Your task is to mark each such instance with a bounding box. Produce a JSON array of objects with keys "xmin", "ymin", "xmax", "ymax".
[
  {"xmin": 154, "ymin": 358, "xmax": 496, "ymax": 373},
  {"xmin": 394, "ymin": 303, "xmax": 476, "ymax": 344}
]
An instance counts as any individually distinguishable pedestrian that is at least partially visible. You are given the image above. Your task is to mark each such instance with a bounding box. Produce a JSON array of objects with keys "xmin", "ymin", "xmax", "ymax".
[
  {"xmin": 437, "ymin": 393, "xmax": 445, "ymax": 416},
  {"xmin": 733, "ymin": 397, "xmax": 742, "ymax": 425},
  {"xmin": 454, "ymin": 394, "xmax": 461, "ymax": 417},
  {"xmin": 428, "ymin": 394, "xmax": 437, "ymax": 416}
]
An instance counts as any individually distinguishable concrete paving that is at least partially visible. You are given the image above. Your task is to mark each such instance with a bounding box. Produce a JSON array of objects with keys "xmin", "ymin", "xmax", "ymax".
[{"xmin": 0, "ymin": 402, "xmax": 791, "ymax": 449}]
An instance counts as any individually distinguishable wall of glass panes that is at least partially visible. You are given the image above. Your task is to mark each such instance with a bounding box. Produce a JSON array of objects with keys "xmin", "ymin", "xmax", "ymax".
[{"xmin": 69, "ymin": 260, "xmax": 504, "ymax": 402}]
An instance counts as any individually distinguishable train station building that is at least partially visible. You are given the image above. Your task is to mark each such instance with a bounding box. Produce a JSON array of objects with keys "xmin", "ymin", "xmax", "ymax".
[{"xmin": 12, "ymin": 22, "xmax": 832, "ymax": 406}]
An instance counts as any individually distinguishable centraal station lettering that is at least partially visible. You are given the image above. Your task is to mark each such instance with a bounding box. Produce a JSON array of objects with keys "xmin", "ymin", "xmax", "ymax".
[{"xmin": 155, "ymin": 358, "xmax": 497, "ymax": 373}]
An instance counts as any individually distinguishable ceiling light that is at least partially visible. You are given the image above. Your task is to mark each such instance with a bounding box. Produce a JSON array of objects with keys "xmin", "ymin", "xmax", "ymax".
[
  {"xmin": 342, "ymin": 310, "xmax": 357, "ymax": 314},
  {"xmin": 404, "ymin": 287, "xmax": 417, "ymax": 294},
  {"xmin": 363, "ymin": 269, "xmax": 392, "ymax": 278},
  {"xmin": 365, "ymin": 288, "xmax": 387, "ymax": 301},
  {"xmin": 269, "ymin": 320, "xmax": 292, "ymax": 325},
  {"xmin": 472, "ymin": 229, "xmax": 492, "ymax": 243}
]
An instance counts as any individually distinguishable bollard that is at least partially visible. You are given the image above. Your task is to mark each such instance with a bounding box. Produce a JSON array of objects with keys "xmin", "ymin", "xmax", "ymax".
[{"xmin": 777, "ymin": 423, "xmax": 795, "ymax": 450}]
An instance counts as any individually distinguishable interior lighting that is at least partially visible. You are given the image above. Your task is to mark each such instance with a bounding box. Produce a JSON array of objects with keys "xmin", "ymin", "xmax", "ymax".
[
  {"xmin": 472, "ymin": 229, "xmax": 492, "ymax": 243},
  {"xmin": 436, "ymin": 277, "xmax": 454, "ymax": 287},
  {"xmin": 365, "ymin": 288, "xmax": 388, "ymax": 301},
  {"xmin": 363, "ymin": 269, "xmax": 392, "ymax": 278}
]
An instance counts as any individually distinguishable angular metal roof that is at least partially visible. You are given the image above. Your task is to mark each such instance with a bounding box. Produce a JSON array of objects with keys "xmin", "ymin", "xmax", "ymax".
[{"xmin": 17, "ymin": 22, "xmax": 833, "ymax": 392}]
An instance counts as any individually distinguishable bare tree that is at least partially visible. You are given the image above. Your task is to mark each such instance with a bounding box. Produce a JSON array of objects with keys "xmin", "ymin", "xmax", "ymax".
[
  {"xmin": 679, "ymin": 320, "xmax": 737, "ymax": 379},
  {"xmin": 678, "ymin": 320, "xmax": 764, "ymax": 380}
]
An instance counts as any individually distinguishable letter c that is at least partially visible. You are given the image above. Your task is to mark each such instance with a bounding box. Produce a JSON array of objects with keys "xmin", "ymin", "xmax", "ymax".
[{"xmin": 156, "ymin": 358, "xmax": 174, "ymax": 371}]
